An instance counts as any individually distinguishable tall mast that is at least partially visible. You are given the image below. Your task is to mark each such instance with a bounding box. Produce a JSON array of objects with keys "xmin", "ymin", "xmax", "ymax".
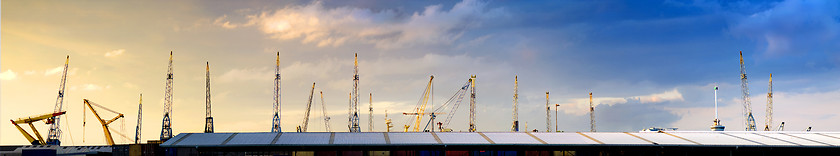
[
  {"xmin": 468, "ymin": 75, "xmax": 476, "ymax": 132},
  {"xmin": 369, "ymin": 93, "xmax": 373, "ymax": 132},
  {"xmin": 160, "ymin": 51, "xmax": 174, "ymax": 141},
  {"xmin": 272, "ymin": 52, "xmax": 282, "ymax": 132},
  {"xmin": 711, "ymin": 84, "xmax": 725, "ymax": 131},
  {"xmin": 765, "ymin": 74, "xmax": 773, "ymax": 131},
  {"xmin": 46, "ymin": 55, "xmax": 69, "ymax": 145},
  {"xmin": 590, "ymin": 92, "xmax": 595, "ymax": 132},
  {"xmin": 320, "ymin": 91, "xmax": 331, "ymax": 132},
  {"xmin": 135, "ymin": 94, "xmax": 142, "ymax": 144},
  {"xmin": 740, "ymin": 51, "xmax": 757, "ymax": 131},
  {"xmin": 205, "ymin": 62, "xmax": 214, "ymax": 133},
  {"xmin": 349, "ymin": 53, "xmax": 361, "ymax": 132},
  {"xmin": 511, "ymin": 76, "xmax": 519, "ymax": 132},
  {"xmin": 546, "ymin": 92, "xmax": 550, "ymax": 132}
]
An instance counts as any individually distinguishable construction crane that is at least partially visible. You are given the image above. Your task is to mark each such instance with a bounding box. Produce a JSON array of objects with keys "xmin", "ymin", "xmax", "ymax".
[
  {"xmin": 272, "ymin": 52, "xmax": 282, "ymax": 132},
  {"xmin": 739, "ymin": 51, "xmax": 758, "ymax": 131},
  {"xmin": 135, "ymin": 94, "xmax": 142, "ymax": 144},
  {"xmin": 83, "ymin": 99, "xmax": 125, "ymax": 145},
  {"xmin": 205, "ymin": 62, "xmax": 214, "ymax": 133},
  {"xmin": 349, "ymin": 53, "xmax": 361, "ymax": 132},
  {"xmin": 47, "ymin": 55, "xmax": 69, "ymax": 145},
  {"xmin": 590, "ymin": 92, "xmax": 595, "ymax": 132},
  {"xmin": 385, "ymin": 110, "xmax": 393, "ymax": 132},
  {"xmin": 297, "ymin": 82, "xmax": 316, "ymax": 132},
  {"xmin": 765, "ymin": 74, "xmax": 773, "ymax": 131},
  {"xmin": 160, "ymin": 51, "xmax": 174, "ymax": 140},
  {"xmin": 428, "ymin": 78, "xmax": 472, "ymax": 132},
  {"xmin": 403, "ymin": 75, "xmax": 434, "ymax": 132},
  {"xmin": 511, "ymin": 76, "xmax": 519, "ymax": 132},
  {"xmin": 319, "ymin": 91, "xmax": 331, "ymax": 132},
  {"xmin": 469, "ymin": 75, "xmax": 476, "ymax": 132},
  {"xmin": 546, "ymin": 92, "xmax": 550, "ymax": 132},
  {"xmin": 11, "ymin": 112, "xmax": 66, "ymax": 145},
  {"xmin": 369, "ymin": 93, "xmax": 373, "ymax": 132}
]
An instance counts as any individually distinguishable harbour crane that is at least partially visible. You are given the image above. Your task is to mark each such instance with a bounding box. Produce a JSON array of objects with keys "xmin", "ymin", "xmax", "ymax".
[
  {"xmin": 83, "ymin": 99, "xmax": 125, "ymax": 145},
  {"xmin": 765, "ymin": 74, "xmax": 773, "ymax": 131},
  {"xmin": 160, "ymin": 52, "xmax": 174, "ymax": 140},
  {"xmin": 297, "ymin": 83, "xmax": 316, "ymax": 132},
  {"xmin": 512, "ymin": 76, "xmax": 519, "ymax": 132},
  {"xmin": 546, "ymin": 91, "xmax": 550, "ymax": 132},
  {"xmin": 319, "ymin": 91, "xmax": 331, "ymax": 132},
  {"xmin": 135, "ymin": 94, "xmax": 142, "ymax": 144},
  {"xmin": 205, "ymin": 62, "xmax": 214, "ymax": 133},
  {"xmin": 369, "ymin": 93, "xmax": 373, "ymax": 132},
  {"xmin": 385, "ymin": 110, "xmax": 393, "ymax": 132},
  {"xmin": 739, "ymin": 51, "xmax": 757, "ymax": 131},
  {"xmin": 468, "ymin": 75, "xmax": 476, "ymax": 132},
  {"xmin": 428, "ymin": 77, "xmax": 472, "ymax": 132},
  {"xmin": 272, "ymin": 52, "xmax": 282, "ymax": 132},
  {"xmin": 590, "ymin": 92, "xmax": 595, "ymax": 132},
  {"xmin": 403, "ymin": 75, "xmax": 434, "ymax": 132},
  {"xmin": 47, "ymin": 55, "xmax": 70, "ymax": 145},
  {"xmin": 349, "ymin": 53, "xmax": 361, "ymax": 132},
  {"xmin": 11, "ymin": 112, "xmax": 66, "ymax": 145}
]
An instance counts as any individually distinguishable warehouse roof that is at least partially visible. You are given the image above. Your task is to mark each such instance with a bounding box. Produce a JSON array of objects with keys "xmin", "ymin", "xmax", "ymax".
[{"xmin": 161, "ymin": 131, "xmax": 840, "ymax": 148}]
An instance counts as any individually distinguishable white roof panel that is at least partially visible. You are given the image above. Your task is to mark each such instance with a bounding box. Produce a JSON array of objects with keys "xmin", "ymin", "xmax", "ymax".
[
  {"xmin": 435, "ymin": 132, "xmax": 489, "ymax": 144},
  {"xmin": 175, "ymin": 133, "xmax": 233, "ymax": 146},
  {"xmin": 482, "ymin": 133, "xmax": 541, "ymax": 144},
  {"xmin": 531, "ymin": 133, "xmax": 599, "ymax": 144},
  {"xmin": 784, "ymin": 133, "xmax": 839, "ymax": 145},
  {"xmin": 226, "ymin": 133, "xmax": 277, "ymax": 145},
  {"xmin": 633, "ymin": 132, "xmax": 695, "ymax": 145},
  {"xmin": 759, "ymin": 133, "xmax": 827, "ymax": 146},
  {"xmin": 333, "ymin": 132, "xmax": 385, "ymax": 144},
  {"xmin": 389, "ymin": 133, "xmax": 438, "ymax": 144},
  {"xmin": 669, "ymin": 132, "xmax": 759, "ymax": 145},
  {"xmin": 724, "ymin": 133, "xmax": 796, "ymax": 146},
  {"xmin": 274, "ymin": 132, "xmax": 330, "ymax": 145},
  {"xmin": 582, "ymin": 132, "xmax": 649, "ymax": 145}
]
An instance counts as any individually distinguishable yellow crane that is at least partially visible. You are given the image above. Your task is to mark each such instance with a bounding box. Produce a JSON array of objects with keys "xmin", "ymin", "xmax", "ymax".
[
  {"xmin": 10, "ymin": 111, "xmax": 66, "ymax": 145},
  {"xmin": 83, "ymin": 99, "xmax": 125, "ymax": 145},
  {"xmin": 403, "ymin": 76, "xmax": 434, "ymax": 132}
]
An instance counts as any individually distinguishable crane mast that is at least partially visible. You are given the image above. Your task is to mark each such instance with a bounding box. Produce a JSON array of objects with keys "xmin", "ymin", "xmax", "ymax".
[
  {"xmin": 405, "ymin": 76, "xmax": 434, "ymax": 132},
  {"xmin": 320, "ymin": 91, "xmax": 331, "ymax": 132},
  {"xmin": 297, "ymin": 82, "xmax": 316, "ymax": 132},
  {"xmin": 765, "ymin": 74, "xmax": 773, "ymax": 131},
  {"xmin": 46, "ymin": 55, "xmax": 69, "ymax": 145},
  {"xmin": 135, "ymin": 94, "xmax": 142, "ymax": 144},
  {"xmin": 205, "ymin": 62, "xmax": 214, "ymax": 133},
  {"xmin": 511, "ymin": 76, "xmax": 519, "ymax": 132},
  {"xmin": 349, "ymin": 53, "xmax": 361, "ymax": 132},
  {"xmin": 739, "ymin": 51, "xmax": 757, "ymax": 131},
  {"xmin": 272, "ymin": 52, "xmax": 282, "ymax": 132},
  {"xmin": 160, "ymin": 51, "xmax": 174, "ymax": 140},
  {"xmin": 369, "ymin": 93, "xmax": 373, "ymax": 132},
  {"xmin": 546, "ymin": 92, "xmax": 550, "ymax": 132},
  {"xmin": 469, "ymin": 75, "xmax": 476, "ymax": 132},
  {"xmin": 590, "ymin": 92, "xmax": 595, "ymax": 132}
]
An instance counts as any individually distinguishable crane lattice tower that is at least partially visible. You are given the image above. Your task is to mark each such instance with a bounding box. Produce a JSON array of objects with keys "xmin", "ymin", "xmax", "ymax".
[
  {"xmin": 205, "ymin": 62, "xmax": 214, "ymax": 133},
  {"xmin": 135, "ymin": 94, "xmax": 142, "ymax": 144},
  {"xmin": 469, "ymin": 75, "xmax": 476, "ymax": 132},
  {"xmin": 546, "ymin": 92, "xmax": 550, "ymax": 132},
  {"xmin": 739, "ymin": 51, "xmax": 757, "ymax": 131},
  {"xmin": 160, "ymin": 52, "xmax": 174, "ymax": 140},
  {"xmin": 369, "ymin": 93, "xmax": 373, "ymax": 132},
  {"xmin": 511, "ymin": 76, "xmax": 519, "ymax": 132},
  {"xmin": 47, "ymin": 55, "xmax": 69, "ymax": 145},
  {"xmin": 590, "ymin": 92, "xmax": 595, "ymax": 132},
  {"xmin": 765, "ymin": 74, "xmax": 773, "ymax": 131},
  {"xmin": 272, "ymin": 52, "xmax": 282, "ymax": 132},
  {"xmin": 349, "ymin": 53, "xmax": 361, "ymax": 132}
]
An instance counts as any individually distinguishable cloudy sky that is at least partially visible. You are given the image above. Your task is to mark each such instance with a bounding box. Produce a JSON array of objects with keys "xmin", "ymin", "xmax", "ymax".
[{"xmin": 2, "ymin": 0, "xmax": 839, "ymax": 145}]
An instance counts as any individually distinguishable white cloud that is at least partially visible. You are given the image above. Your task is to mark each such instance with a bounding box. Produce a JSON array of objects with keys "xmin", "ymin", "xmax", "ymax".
[
  {"xmin": 0, "ymin": 69, "xmax": 18, "ymax": 80},
  {"xmin": 558, "ymin": 89, "xmax": 684, "ymax": 115},
  {"xmin": 81, "ymin": 84, "xmax": 104, "ymax": 91},
  {"xmin": 217, "ymin": 0, "xmax": 507, "ymax": 49},
  {"xmin": 105, "ymin": 49, "xmax": 126, "ymax": 57},
  {"xmin": 44, "ymin": 66, "xmax": 64, "ymax": 76}
]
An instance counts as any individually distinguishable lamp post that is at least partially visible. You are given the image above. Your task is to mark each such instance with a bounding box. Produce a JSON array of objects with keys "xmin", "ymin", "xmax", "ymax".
[{"xmin": 554, "ymin": 104, "xmax": 559, "ymax": 132}]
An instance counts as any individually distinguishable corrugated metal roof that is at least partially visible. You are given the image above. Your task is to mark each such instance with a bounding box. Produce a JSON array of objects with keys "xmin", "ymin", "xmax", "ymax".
[{"xmin": 161, "ymin": 131, "xmax": 840, "ymax": 148}]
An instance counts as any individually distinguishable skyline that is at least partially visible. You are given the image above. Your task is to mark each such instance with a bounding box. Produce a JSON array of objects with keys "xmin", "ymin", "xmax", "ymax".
[{"xmin": 2, "ymin": 0, "xmax": 840, "ymax": 145}]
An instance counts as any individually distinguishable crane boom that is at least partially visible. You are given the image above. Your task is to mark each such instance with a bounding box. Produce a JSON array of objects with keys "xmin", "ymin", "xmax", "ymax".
[
  {"xmin": 11, "ymin": 112, "xmax": 66, "ymax": 145},
  {"xmin": 272, "ymin": 52, "xmax": 282, "ymax": 132},
  {"xmin": 47, "ymin": 55, "xmax": 69, "ymax": 145},
  {"xmin": 320, "ymin": 91, "xmax": 331, "ymax": 132},
  {"xmin": 740, "ymin": 51, "xmax": 757, "ymax": 131},
  {"xmin": 84, "ymin": 99, "xmax": 125, "ymax": 145},
  {"xmin": 298, "ymin": 83, "xmax": 316, "ymax": 132},
  {"xmin": 160, "ymin": 51, "xmax": 174, "ymax": 140},
  {"xmin": 469, "ymin": 75, "xmax": 476, "ymax": 132},
  {"xmin": 410, "ymin": 76, "xmax": 434, "ymax": 132},
  {"xmin": 135, "ymin": 94, "xmax": 142, "ymax": 144}
]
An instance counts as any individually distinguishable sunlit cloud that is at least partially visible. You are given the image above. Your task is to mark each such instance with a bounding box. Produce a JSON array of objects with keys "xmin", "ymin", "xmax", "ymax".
[
  {"xmin": 558, "ymin": 89, "xmax": 684, "ymax": 115},
  {"xmin": 0, "ymin": 70, "xmax": 18, "ymax": 80},
  {"xmin": 105, "ymin": 49, "xmax": 126, "ymax": 57},
  {"xmin": 216, "ymin": 0, "xmax": 507, "ymax": 49}
]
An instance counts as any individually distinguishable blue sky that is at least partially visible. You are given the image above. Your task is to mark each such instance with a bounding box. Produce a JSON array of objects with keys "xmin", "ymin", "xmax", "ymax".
[{"xmin": 2, "ymin": 0, "xmax": 839, "ymax": 145}]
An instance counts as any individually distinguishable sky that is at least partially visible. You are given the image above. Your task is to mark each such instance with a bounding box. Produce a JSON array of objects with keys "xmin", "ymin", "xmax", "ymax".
[{"xmin": 1, "ymin": 0, "xmax": 839, "ymax": 145}]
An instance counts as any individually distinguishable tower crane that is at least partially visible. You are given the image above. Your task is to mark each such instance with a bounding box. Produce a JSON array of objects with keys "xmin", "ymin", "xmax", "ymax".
[
  {"xmin": 11, "ymin": 112, "xmax": 66, "ymax": 145},
  {"xmin": 369, "ymin": 93, "xmax": 373, "ymax": 132},
  {"xmin": 135, "ymin": 94, "xmax": 142, "ymax": 144},
  {"xmin": 590, "ymin": 92, "xmax": 595, "ymax": 132},
  {"xmin": 765, "ymin": 74, "xmax": 773, "ymax": 131},
  {"xmin": 546, "ymin": 92, "xmax": 550, "ymax": 132},
  {"xmin": 272, "ymin": 52, "xmax": 282, "ymax": 132},
  {"xmin": 160, "ymin": 52, "xmax": 174, "ymax": 140},
  {"xmin": 297, "ymin": 82, "xmax": 316, "ymax": 132},
  {"xmin": 385, "ymin": 110, "xmax": 393, "ymax": 132},
  {"xmin": 428, "ymin": 77, "xmax": 472, "ymax": 132},
  {"xmin": 83, "ymin": 99, "xmax": 125, "ymax": 145},
  {"xmin": 349, "ymin": 53, "xmax": 361, "ymax": 132},
  {"xmin": 403, "ymin": 75, "xmax": 434, "ymax": 132},
  {"xmin": 205, "ymin": 62, "xmax": 214, "ymax": 133},
  {"xmin": 47, "ymin": 55, "xmax": 69, "ymax": 145},
  {"xmin": 511, "ymin": 76, "xmax": 519, "ymax": 132},
  {"xmin": 319, "ymin": 91, "xmax": 331, "ymax": 132},
  {"xmin": 469, "ymin": 75, "xmax": 476, "ymax": 132},
  {"xmin": 739, "ymin": 51, "xmax": 757, "ymax": 131}
]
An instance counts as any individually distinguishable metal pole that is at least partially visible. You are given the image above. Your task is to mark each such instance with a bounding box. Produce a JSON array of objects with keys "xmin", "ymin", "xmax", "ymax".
[{"xmin": 555, "ymin": 104, "xmax": 559, "ymax": 132}]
